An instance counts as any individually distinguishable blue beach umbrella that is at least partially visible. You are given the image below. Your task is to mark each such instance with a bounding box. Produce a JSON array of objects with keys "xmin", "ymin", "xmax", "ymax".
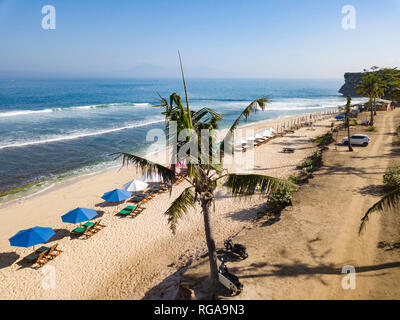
[
  {"xmin": 61, "ymin": 208, "xmax": 98, "ymax": 224},
  {"xmin": 9, "ymin": 227, "xmax": 55, "ymax": 249},
  {"xmin": 101, "ymin": 189, "xmax": 132, "ymax": 202}
]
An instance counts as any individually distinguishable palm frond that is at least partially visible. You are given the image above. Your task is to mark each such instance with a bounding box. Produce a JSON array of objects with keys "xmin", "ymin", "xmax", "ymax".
[
  {"xmin": 178, "ymin": 51, "xmax": 192, "ymax": 127},
  {"xmin": 359, "ymin": 187, "xmax": 400, "ymax": 234},
  {"xmin": 225, "ymin": 173, "xmax": 297, "ymax": 196},
  {"xmin": 113, "ymin": 152, "xmax": 176, "ymax": 185},
  {"xmin": 220, "ymin": 98, "xmax": 269, "ymax": 151},
  {"xmin": 165, "ymin": 187, "xmax": 195, "ymax": 233},
  {"xmin": 227, "ymin": 98, "xmax": 269, "ymax": 135},
  {"xmin": 192, "ymin": 107, "xmax": 222, "ymax": 125}
]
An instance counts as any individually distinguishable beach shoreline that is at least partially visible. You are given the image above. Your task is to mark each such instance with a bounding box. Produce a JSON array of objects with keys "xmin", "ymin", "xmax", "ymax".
[
  {"xmin": 0, "ymin": 108, "xmax": 338, "ymax": 211},
  {"xmin": 0, "ymin": 108, "xmax": 339, "ymax": 299}
]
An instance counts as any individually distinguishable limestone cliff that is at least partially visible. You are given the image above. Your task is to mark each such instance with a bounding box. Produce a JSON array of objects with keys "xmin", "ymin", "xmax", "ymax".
[{"xmin": 339, "ymin": 72, "xmax": 363, "ymax": 97}]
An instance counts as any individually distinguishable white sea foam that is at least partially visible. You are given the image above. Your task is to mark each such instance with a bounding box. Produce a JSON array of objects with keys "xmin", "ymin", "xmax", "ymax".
[
  {"xmin": 197, "ymin": 97, "xmax": 368, "ymax": 112},
  {"xmin": 0, "ymin": 119, "xmax": 165, "ymax": 150},
  {"xmin": 0, "ymin": 102, "xmax": 151, "ymax": 118},
  {"xmin": 0, "ymin": 109, "xmax": 54, "ymax": 117}
]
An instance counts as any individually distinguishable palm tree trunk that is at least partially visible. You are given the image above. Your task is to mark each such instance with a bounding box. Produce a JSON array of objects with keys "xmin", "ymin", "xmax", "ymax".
[
  {"xmin": 347, "ymin": 116, "xmax": 353, "ymax": 152},
  {"xmin": 201, "ymin": 197, "xmax": 219, "ymax": 299},
  {"xmin": 373, "ymin": 96, "xmax": 377, "ymax": 116},
  {"xmin": 370, "ymin": 97, "xmax": 374, "ymax": 126}
]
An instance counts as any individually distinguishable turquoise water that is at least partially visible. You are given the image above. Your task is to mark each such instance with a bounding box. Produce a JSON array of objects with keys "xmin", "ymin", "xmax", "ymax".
[{"xmin": 0, "ymin": 78, "xmax": 360, "ymax": 201}]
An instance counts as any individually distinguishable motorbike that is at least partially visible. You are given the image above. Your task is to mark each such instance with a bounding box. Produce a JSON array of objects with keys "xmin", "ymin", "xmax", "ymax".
[
  {"xmin": 218, "ymin": 258, "xmax": 243, "ymax": 295},
  {"xmin": 224, "ymin": 236, "xmax": 248, "ymax": 259}
]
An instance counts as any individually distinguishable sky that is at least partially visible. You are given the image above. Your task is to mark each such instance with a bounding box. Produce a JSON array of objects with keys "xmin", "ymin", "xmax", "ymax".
[{"xmin": 0, "ymin": 0, "xmax": 399, "ymax": 78}]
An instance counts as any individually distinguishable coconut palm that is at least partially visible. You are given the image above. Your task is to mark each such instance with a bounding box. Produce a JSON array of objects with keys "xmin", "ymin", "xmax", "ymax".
[
  {"xmin": 378, "ymin": 68, "xmax": 400, "ymax": 100},
  {"xmin": 357, "ymin": 72, "xmax": 384, "ymax": 125},
  {"xmin": 359, "ymin": 186, "xmax": 400, "ymax": 234},
  {"xmin": 344, "ymin": 96, "xmax": 353, "ymax": 152},
  {"xmin": 153, "ymin": 91, "xmax": 222, "ymax": 177},
  {"xmin": 115, "ymin": 59, "xmax": 296, "ymax": 298}
]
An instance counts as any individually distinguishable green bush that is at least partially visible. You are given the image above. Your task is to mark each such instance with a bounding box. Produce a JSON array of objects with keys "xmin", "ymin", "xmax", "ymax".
[
  {"xmin": 305, "ymin": 165, "xmax": 313, "ymax": 173},
  {"xmin": 383, "ymin": 166, "xmax": 400, "ymax": 188},
  {"xmin": 297, "ymin": 150, "xmax": 322, "ymax": 172},
  {"xmin": 297, "ymin": 159, "xmax": 313, "ymax": 169},
  {"xmin": 266, "ymin": 187, "xmax": 293, "ymax": 214},
  {"xmin": 367, "ymin": 125, "xmax": 376, "ymax": 132},
  {"xmin": 288, "ymin": 175, "xmax": 299, "ymax": 184},
  {"xmin": 313, "ymin": 132, "xmax": 334, "ymax": 147},
  {"xmin": 310, "ymin": 150, "xmax": 323, "ymax": 168},
  {"xmin": 351, "ymin": 119, "xmax": 359, "ymax": 126}
]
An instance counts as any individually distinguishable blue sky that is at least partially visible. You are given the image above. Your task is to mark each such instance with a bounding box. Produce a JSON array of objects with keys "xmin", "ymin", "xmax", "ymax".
[{"xmin": 0, "ymin": 0, "xmax": 399, "ymax": 78}]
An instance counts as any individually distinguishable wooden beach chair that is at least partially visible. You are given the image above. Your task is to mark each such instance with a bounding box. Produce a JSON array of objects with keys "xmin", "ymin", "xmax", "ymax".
[
  {"xmin": 148, "ymin": 187, "xmax": 161, "ymax": 195},
  {"xmin": 71, "ymin": 225, "xmax": 93, "ymax": 238},
  {"xmin": 137, "ymin": 193, "xmax": 154, "ymax": 200},
  {"xmin": 130, "ymin": 196, "xmax": 144, "ymax": 203},
  {"xmin": 117, "ymin": 205, "xmax": 137, "ymax": 217},
  {"xmin": 46, "ymin": 244, "xmax": 63, "ymax": 259},
  {"xmin": 117, "ymin": 205, "xmax": 144, "ymax": 218},
  {"xmin": 85, "ymin": 221, "xmax": 105, "ymax": 237},
  {"xmin": 83, "ymin": 219, "xmax": 105, "ymax": 231},
  {"xmin": 282, "ymin": 147, "xmax": 295, "ymax": 153},
  {"xmin": 82, "ymin": 225, "xmax": 94, "ymax": 238},
  {"xmin": 23, "ymin": 250, "xmax": 49, "ymax": 267},
  {"xmin": 130, "ymin": 205, "xmax": 145, "ymax": 217},
  {"xmin": 36, "ymin": 243, "xmax": 62, "ymax": 260},
  {"xmin": 154, "ymin": 185, "xmax": 168, "ymax": 192}
]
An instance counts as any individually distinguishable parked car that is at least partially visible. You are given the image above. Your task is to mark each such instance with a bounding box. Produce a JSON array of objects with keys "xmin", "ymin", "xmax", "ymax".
[
  {"xmin": 342, "ymin": 134, "xmax": 371, "ymax": 146},
  {"xmin": 335, "ymin": 114, "xmax": 345, "ymax": 120}
]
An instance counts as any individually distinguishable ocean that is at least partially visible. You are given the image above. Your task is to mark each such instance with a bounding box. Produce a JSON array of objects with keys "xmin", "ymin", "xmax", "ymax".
[{"xmin": 0, "ymin": 78, "xmax": 365, "ymax": 204}]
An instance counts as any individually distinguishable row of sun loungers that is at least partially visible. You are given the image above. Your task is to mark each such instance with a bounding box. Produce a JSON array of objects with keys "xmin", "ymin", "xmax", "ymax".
[
  {"xmin": 233, "ymin": 122, "xmax": 313, "ymax": 153},
  {"xmin": 119, "ymin": 184, "xmax": 169, "ymax": 218},
  {"xmin": 22, "ymin": 184, "xmax": 179, "ymax": 267}
]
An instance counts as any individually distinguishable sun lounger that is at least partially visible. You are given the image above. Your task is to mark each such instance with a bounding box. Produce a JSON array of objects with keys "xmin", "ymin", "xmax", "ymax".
[
  {"xmin": 137, "ymin": 193, "xmax": 154, "ymax": 200},
  {"xmin": 23, "ymin": 250, "xmax": 49, "ymax": 267},
  {"xmin": 71, "ymin": 225, "xmax": 93, "ymax": 238},
  {"xmin": 85, "ymin": 221, "xmax": 105, "ymax": 237},
  {"xmin": 46, "ymin": 244, "xmax": 62, "ymax": 259},
  {"xmin": 36, "ymin": 243, "xmax": 62, "ymax": 259},
  {"xmin": 282, "ymin": 147, "xmax": 295, "ymax": 153},
  {"xmin": 116, "ymin": 205, "xmax": 144, "ymax": 217},
  {"xmin": 154, "ymin": 184, "xmax": 166, "ymax": 189},
  {"xmin": 83, "ymin": 219, "xmax": 105, "ymax": 231},
  {"xmin": 130, "ymin": 196, "xmax": 144, "ymax": 203},
  {"xmin": 153, "ymin": 185, "xmax": 168, "ymax": 192},
  {"xmin": 71, "ymin": 226, "xmax": 86, "ymax": 236}
]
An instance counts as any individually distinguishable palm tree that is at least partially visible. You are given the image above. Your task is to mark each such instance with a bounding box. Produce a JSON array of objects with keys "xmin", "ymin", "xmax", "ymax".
[
  {"xmin": 359, "ymin": 185, "xmax": 400, "ymax": 234},
  {"xmin": 344, "ymin": 96, "xmax": 353, "ymax": 152},
  {"xmin": 357, "ymin": 72, "xmax": 384, "ymax": 125},
  {"xmin": 378, "ymin": 68, "xmax": 400, "ymax": 100},
  {"xmin": 115, "ymin": 59, "xmax": 296, "ymax": 298}
]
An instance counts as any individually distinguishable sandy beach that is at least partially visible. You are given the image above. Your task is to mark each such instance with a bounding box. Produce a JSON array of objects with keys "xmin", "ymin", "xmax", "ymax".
[{"xmin": 0, "ymin": 111, "xmax": 336, "ymax": 299}]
